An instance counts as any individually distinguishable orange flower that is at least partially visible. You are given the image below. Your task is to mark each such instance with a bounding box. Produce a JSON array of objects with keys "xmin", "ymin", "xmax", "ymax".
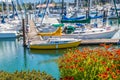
[
  {"xmin": 98, "ymin": 74, "xmax": 102, "ymax": 77},
  {"xmin": 78, "ymin": 67, "xmax": 84, "ymax": 72},
  {"xmin": 100, "ymin": 44, "xmax": 112, "ymax": 49},
  {"xmin": 98, "ymin": 72, "xmax": 109, "ymax": 79},
  {"xmin": 112, "ymin": 74, "xmax": 117, "ymax": 79},
  {"xmin": 93, "ymin": 58, "xmax": 98, "ymax": 62},
  {"xmin": 111, "ymin": 64, "xmax": 116, "ymax": 69},
  {"xmin": 102, "ymin": 72, "xmax": 109, "ymax": 79},
  {"xmin": 74, "ymin": 60, "xmax": 80, "ymax": 63},
  {"xmin": 61, "ymin": 76, "xmax": 74, "ymax": 80},
  {"xmin": 100, "ymin": 43, "xmax": 105, "ymax": 46},
  {"xmin": 116, "ymin": 70, "xmax": 120, "ymax": 74},
  {"xmin": 101, "ymin": 61, "xmax": 106, "ymax": 65},
  {"xmin": 115, "ymin": 49, "xmax": 120, "ymax": 56},
  {"xmin": 75, "ymin": 49, "xmax": 81, "ymax": 53},
  {"xmin": 82, "ymin": 54, "xmax": 87, "ymax": 59}
]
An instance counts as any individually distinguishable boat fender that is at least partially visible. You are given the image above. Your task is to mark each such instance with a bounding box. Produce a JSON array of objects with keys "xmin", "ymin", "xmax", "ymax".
[
  {"xmin": 27, "ymin": 40, "xmax": 31, "ymax": 49},
  {"xmin": 56, "ymin": 44, "xmax": 58, "ymax": 49}
]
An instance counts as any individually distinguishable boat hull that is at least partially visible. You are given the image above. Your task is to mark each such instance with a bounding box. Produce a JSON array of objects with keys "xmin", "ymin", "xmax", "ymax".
[
  {"xmin": 30, "ymin": 41, "xmax": 81, "ymax": 50},
  {"xmin": 56, "ymin": 29, "xmax": 118, "ymax": 39},
  {"xmin": 0, "ymin": 32, "xmax": 18, "ymax": 38}
]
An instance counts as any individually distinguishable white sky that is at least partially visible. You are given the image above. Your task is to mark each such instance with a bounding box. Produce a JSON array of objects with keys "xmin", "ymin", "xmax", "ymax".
[{"xmin": 0, "ymin": 0, "xmax": 12, "ymax": 2}]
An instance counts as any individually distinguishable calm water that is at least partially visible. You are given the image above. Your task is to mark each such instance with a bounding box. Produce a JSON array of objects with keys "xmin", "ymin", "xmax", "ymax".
[
  {"xmin": 0, "ymin": 19, "xmax": 120, "ymax": 79},
  {"xmin": 0, "ymin": 39, "xmax": 66, "ymax": 79},
  {"xmin": 0, "ymin": 39, "xmax": 119, "ymax": 79}
]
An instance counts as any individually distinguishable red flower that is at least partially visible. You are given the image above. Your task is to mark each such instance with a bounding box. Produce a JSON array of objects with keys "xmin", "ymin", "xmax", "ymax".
[
  {"xmin": 112, "ymin": 74, "xmax": 117, "ymax": 79},
  {"xmin": 106, "ymin": 68, "xmax": 110, "ymax": 72},
  {"xmin": 78, "ymin": 67, "xmax": 84, "ymax": 72},
  {"xmin": 100, "ymin": 44, "xmax": 112, "ymax": 49},
  {"xmin": 98, "ymin": 72, "xmax": 109, "ymax": 79},
  {"xmin": 111, "ymin": 64, "xmax": 116, "ymax": 69},
  {"xmin": 102, "ymin": 72, "xmax": 109, "ymax": 79},
  {"xmin": 116, "ymin": 70, "xmax": 120, "ymax": 74},
  {"xmin": 101, "ymin": 61, "xmax": 106, "ymax": 65},
  {"xmin": 116, "ymin": 49, "xmax": 120, "ymax": 55},
  {"xmin": 61, "ymin": 76, "xmax": 74, "ymax": 80}
]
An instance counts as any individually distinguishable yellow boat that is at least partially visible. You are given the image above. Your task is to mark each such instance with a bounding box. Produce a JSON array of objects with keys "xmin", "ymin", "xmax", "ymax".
[
  {"xmin": 30, "ymin": 38, "xmax": 81, "ymax": 50},
  {"xmin": 29, "ymin": 24, "xmax": 81, "ymax": 50}
]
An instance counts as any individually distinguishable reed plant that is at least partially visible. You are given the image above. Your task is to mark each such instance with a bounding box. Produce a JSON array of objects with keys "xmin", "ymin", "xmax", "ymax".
[{"xmin": 58, "ymin": 44, "xmax": 120, "ymax": 80}]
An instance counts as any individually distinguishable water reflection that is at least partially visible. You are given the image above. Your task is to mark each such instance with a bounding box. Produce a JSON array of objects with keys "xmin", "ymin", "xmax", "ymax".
[
  {"xmin": 30, "ymin": 49, "xmax": 66, "ymax": 54},
  {"xmin": 0, "ymin": 39, "xmax": 66, "ymax": 79}
]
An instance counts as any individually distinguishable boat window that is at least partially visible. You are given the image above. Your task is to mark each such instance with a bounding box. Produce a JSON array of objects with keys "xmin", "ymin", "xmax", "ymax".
[
  {"xmin": 73, "ymin": 32, "xmax": 79, "ymax": 34},
  {"xmin": 64, "ymin": 41, "xmax": 69, "ymax": 43},
  {"xmin": 55, "ymin": 41, "xmax": 59, "ymax": 44},
  {"xmin": 80, "ymin": 32, "xmax": 85, "ymax": 33}
]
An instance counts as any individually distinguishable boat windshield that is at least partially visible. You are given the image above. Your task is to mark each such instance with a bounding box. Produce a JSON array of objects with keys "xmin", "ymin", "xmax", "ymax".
[{"xmin": 47, "ymin": 38, "xmax": 76, "ymax": 44}]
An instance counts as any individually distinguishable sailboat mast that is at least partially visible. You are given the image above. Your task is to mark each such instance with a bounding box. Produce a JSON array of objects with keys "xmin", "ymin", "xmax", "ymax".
[
  {"xmin": 79, "ymin": 0, "xmax": 82, "ymax": 8},
  {"xmin": 6, "ymin": 0, "xmax": 10, "ymax": 20},
  {"xmin": 15, "ymin": 0, "xmax": 18, "ymax": 12},
  {"xmin": 2, "ymin": 1, "xmax": 4, "ymax": 17},
  {"xmin": 76, "ymin": 0, "xmax": 78, "ymax": 11},
  {"xmin": 66, "ymin": 1, "xmax": 69, "ymax": 15},
  {"xmin": 90, "ymin": 0, "xmax": 92, "ymax": 10},
  {"xmin": 62, "ymin": 0, "xmax": 64, "ymax": 15},
  {"xmin": 113, "ymin": 0, "xmax": 120, "ymax": 26},
  {"xmin": 87, "ymin": 0, "xmax": 90, "ymax": 18}
]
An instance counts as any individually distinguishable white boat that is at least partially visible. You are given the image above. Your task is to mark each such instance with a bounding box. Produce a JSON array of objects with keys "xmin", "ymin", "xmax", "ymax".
[
  {"xmin": 37, "ymin": 23, "xmax": 118, "ymax": 40},
  {"xmin": 29, "ymin": 38, "xmax": 81, "ymax": 50},
  {"xmin": 49, "ymin": 24, "xmax": 118, "ymax": 39},
  {"xmin": 0, "ymin": 23, "xmax": 20, "ymax": 38},
  {"xmin": 0, "ymin": 31, "xmax": 18, "ymax": 38},
  {"xmin": 60, "ymin": 26, "xmax": 118, "ymax": 39}
]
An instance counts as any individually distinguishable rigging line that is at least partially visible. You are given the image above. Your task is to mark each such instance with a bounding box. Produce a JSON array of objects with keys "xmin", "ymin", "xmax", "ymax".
[
  {"xmin": 20, "ymin": 0, "xmax": 27, "ymax": 14},
  {"xmin": 38, "ymin": 0, "xmax": 42, "ymax": 17},
  {"xmin": 1, "ymin": 1, "xmax": 5, "ymax": 23},
  {"xmin": 11, "ymin": 0, "xmax": 19, "ymax": 19},
  {"xmin": 16, "ymin": 0, "xmax": 22, "ymax": 11},
  {"xmin": 40, "ymin": 0, "xmax": 50, "ymax": 24}
]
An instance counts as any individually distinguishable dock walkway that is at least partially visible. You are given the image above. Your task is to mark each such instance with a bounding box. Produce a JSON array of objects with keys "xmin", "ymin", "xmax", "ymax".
[
  {"xmin": 26, "ymin": 20, "xmax": 43, "ymax": 44},
  {"xmin": 81, "ymin": 39, "xmax": 119, "ymax": 45}
]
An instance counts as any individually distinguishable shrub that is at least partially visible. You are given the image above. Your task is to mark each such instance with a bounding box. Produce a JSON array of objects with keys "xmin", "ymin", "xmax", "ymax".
[
  {"xmin": 0, "ymin": 70, "xmax": 55, "ymax": 80},
  {"xmin": 58, "ymin": 44, "xmax": 120, "ymax": 80}
]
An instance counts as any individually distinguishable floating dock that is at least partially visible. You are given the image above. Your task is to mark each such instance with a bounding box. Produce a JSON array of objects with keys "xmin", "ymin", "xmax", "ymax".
[{"xmin": 81, "ymin": 39, "xmax": 119, "ymax": 45}]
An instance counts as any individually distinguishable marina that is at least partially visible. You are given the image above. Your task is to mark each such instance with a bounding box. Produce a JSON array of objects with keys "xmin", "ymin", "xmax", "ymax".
[{"xmin": 0, "ymin": 0, "xmax": 120, "ymax": 79}]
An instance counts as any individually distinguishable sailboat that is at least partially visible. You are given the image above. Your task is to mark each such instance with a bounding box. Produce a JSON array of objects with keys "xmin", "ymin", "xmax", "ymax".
[{"xmin": 0, "ymin": 0, "xmax": 20, "ymax": 38}]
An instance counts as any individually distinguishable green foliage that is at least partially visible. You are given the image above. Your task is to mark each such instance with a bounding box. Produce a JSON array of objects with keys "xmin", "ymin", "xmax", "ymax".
[
  {"xmin": 58, "ymin": 44, "xmax": 120, "ymax": 80},
  {"xmin": 0, "ymin": 70, "xmax": 55, "ymax": 80}
]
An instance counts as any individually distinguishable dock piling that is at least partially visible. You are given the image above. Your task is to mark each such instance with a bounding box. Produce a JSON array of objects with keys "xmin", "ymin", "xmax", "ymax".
[{"xmin": 22, "ymin": 19, "xmax": 27, "ymax": 47}]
